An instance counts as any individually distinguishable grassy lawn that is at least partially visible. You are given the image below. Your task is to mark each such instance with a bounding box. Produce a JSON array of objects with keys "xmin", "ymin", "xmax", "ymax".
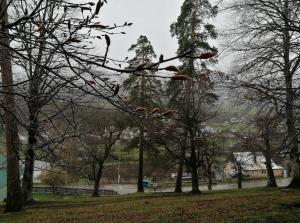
[{"xmin": 1, "ymin": 188, "xmax": 300, "ymax": 223}]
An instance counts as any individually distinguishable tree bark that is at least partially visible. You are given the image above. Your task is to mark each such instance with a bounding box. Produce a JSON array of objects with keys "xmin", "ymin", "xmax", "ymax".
[
  {"xmin": 92, "ymin": 137, "xmax": 116, "ymax": 197},
  {"xmin": 289, "ymin": 161, "xmax": 300, "ymax": 187},
  {"xmin": 0, "ymin": 0, "xmax": 23, "ymax": 212},
  {"xmin": 190, "ymin": 145, "xmax": 200, "ymax": 193},
  {"xmin": 22, "ymin": 82, "xmax": 40, "ymax": 203},
  {"xmin": 237, "ymin": 163, "xmax": 242, "ymax": 189},
  {"xmin": 92, "ymin": 162, "xmax": 104, "ymax": 197},
  {"xmin": 175, "ymin": 132, "xmax": 187, "ymax": 193},
  {"xmin": 22, "ymin": 126, "xmax": 36, "ymax": 202},
  {"xmin": 265, "ymin": 155, "xmax": 277, "ymax": 187},
  {"xmin": 208, "ymin": 177, "xmax": 212, "ymax": 191},
  {"xmin": 286, "ymin": 80, "xmax": 300, "ymax": 188},
  {"xmin": 207, "ymin": 164, "xmax": 212, "ymax": 191},
  {"xmin": 262, "ymin": 132, "xmax": 277, "ymax": 187},
  {"xmin": 22, "ymin": 25, "xmax": 45, "ymax": 202},
  {"xmin": 280, "ymin": 0, "xmax": 300, "ymax": 188},
  {"xmin": 137, "ymin": 126, "xmax": 144, "ymax": 192},
  {"xmin": 174, "ymin": 154, "xmax": 184, "ymax": 193}
]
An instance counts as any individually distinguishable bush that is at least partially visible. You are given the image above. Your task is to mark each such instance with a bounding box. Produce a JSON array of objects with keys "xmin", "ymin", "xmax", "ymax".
[{"xmin": 40, "ymin": 168, "xmax": 78, "ymax": 186}]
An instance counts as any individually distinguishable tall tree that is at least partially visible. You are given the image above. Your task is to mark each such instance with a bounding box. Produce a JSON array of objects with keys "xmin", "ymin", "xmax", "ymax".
[
  {"xmin": 226, "ymin": 0, "xmax": 300, "ymax": 188},
  {"xmin": 123, "ymin": 35, "xmax": 163, "ymax": 192},
  {"xmin": 169, "ymin": 0, "xmax": 218, "ymax": 193},
  {"xmin": 0, "ymin": 0, "xmax": 23, "ymax": 212}
]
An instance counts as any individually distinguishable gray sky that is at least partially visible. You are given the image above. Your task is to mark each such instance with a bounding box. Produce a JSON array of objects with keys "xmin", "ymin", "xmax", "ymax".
[
  {"xmin": 99, "ymin": 0, "xmax": 183, "ymax": 62},
  {"xmin": 97, "ymin": 0, "xmax": 231, "ymax": 71}
]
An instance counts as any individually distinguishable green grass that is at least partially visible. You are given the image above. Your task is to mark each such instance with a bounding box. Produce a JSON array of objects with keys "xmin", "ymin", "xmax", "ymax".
[{"xmin": 1, "ymin": 188, "xmax": 300, "ymax": 223}]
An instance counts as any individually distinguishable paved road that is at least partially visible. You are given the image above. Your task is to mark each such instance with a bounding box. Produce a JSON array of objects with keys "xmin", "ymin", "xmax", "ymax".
[{"xmin": 100, "ymin": 178, "xmax": 292, "ymax": 195}]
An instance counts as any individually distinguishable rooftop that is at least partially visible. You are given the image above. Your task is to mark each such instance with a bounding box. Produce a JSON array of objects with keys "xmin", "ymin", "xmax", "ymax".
[{"xmin": 233, "ymin": 152, "xmax": 283, "ymax": 171}]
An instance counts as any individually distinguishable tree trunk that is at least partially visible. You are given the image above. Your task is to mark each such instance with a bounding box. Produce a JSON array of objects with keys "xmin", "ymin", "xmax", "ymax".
[
  {"xmin": 191, "ymin": 164, "xmax": 199, "ymax": 193},
  {"xmin": 174, "ymin": 155, "xmax": 184, "ymax": 193},
  {"xmin": 190, "ymin": 146, "xmax": 200, "ymax": 193},
  {"xmin": 289, "ymin": 161, "xmax": 300, "ymax": 187},
  {"xmin": 265, "ymin": 155, "xmax": 277, "ymax": 187},
  {"xmin": 207, "ymin": 164, "xmax": 212, "ymax": 191},
  {"xmin": 237, "ymin": 163, "xmax": 242, "ymax": 189},
  {"xmin": 92, "ymin": 162, "xmax": 104, "ymax": 197},
  {"xmin": 22, "ymin": 142, "xmax": 35, "ymax": 202},
  {"xmin": 175, "ymin": 132, "xmax": 187, "ymax": 193},
  {"xmin": 22, "ymin": 99, "xmax": 39, "ymax": 203},
  {"xmin": 286, "ymin": 96, "xmax": 300, "ymax": 186},
  {"xmin": 261, "ymin": 125, "xmax": 277, "ymax": 187},
  {"xmin": 208, "ymin": 177, "xmax": 212, "ymax": 191},
  {"xmin": 137, "ymin": 126, "xmax": 144, "ymax": 192},
  {"xmin": 286, "ymin": 92, "xmax": 300, "ymax": 188},
  {"xmin": 285, "ymin": 83, "xmax": 300, "ymax": 188},
  {"xmin": 22, "ymin": 27, "xmax": 45, "ymax": 202},
  {"xmin": 282, "ymin": 0, "xmax": 300, "ymax": 188},
  {"xmin": 0, "ymin": 0, "xmax": 23, "ymax": 212}
]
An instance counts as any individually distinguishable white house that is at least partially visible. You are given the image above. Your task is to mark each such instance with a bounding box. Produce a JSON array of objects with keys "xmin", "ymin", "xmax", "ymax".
[{"xmin": 225, "ymin": 152, "xmax": 284, "ymax": 179}]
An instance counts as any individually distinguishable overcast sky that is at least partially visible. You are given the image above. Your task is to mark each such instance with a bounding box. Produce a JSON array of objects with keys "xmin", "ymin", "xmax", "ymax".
[
  {"xmin": 97, "ymin": 0, "xmax": 231, "ymax": 71},
  {"xmin": 99, "ymin": 1, "xmax": 183, "ymax": 61}
]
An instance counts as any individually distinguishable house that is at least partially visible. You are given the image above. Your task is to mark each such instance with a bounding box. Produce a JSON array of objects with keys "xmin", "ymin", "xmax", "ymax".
[{"xmin": 225, "ymin": 152, "xmax": 284, "ymax": 179}]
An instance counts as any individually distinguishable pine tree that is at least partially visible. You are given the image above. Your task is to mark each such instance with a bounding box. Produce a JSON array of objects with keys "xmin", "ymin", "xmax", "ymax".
[
  {"xmin": 123, "ymin": 35, "xmax": 162, "ymax": 192},
  {"xmin": 170, "ymin": 0, "xmax": 217, "ymax": 70},
  {"xmin": 169, "ymin": 0, "xmax": 218, "ymax": 193}
]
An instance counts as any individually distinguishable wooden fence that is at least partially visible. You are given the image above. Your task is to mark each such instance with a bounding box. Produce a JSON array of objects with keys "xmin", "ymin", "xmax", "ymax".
[{"xmin": 32, "ymin": 186, "xmax": 118, "ymax": 196}]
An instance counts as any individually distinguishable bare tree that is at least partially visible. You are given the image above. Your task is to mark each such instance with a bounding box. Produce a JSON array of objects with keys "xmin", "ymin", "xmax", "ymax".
[
  {"xmin": 0, "ymin": 0, "xmax": 23, "ymax": 212},
  {"xmin": 225, "ymin": 0, "xmax": 300, "ymax": 187},
  {"xmin": 79, "ymin": 110, "xmax": 125, "ymax": 197},
  {"xmin": 56, "ymin": 109, "xmax": 125, "ymax": 197},
  {"xmin": 0, "ymin": 0, "xmax": 217, "ymax": 211}
]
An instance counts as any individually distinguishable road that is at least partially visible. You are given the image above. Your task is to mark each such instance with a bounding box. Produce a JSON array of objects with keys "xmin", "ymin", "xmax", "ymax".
[{"xmin": 100, "ymin": 178, "xmax": 292, "ymax": 195}]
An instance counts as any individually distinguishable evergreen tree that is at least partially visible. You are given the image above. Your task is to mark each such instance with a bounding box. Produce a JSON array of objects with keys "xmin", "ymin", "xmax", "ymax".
[
  {"xmin": 123, "ymin": 35, "xmax": 163, "ymax": 192},
  {"xmin": 170, "ymin": 0, "xmax": 217, "ymax": 71},
  {"xmin": 169, "ymin": 0, "xmax": 218, "ymax": 193}
]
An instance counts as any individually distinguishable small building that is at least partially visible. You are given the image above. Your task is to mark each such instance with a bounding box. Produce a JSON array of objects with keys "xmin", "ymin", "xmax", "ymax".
[{"xmin": 225, "ymin": 152, "xmax": 284, "ymax": 179}]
